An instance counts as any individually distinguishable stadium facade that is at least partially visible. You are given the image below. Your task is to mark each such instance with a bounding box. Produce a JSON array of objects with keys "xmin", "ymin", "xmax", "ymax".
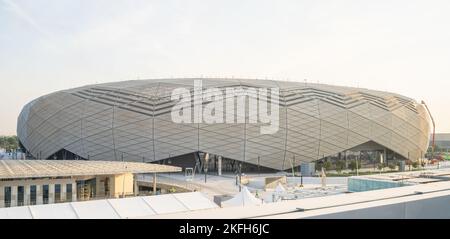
[{"xmin": 17, "ymin": 79, "xmax": 431, "ymax": 171}]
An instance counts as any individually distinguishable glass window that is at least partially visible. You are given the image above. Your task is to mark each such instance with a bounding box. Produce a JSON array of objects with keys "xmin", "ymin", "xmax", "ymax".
[
  {"xmin": 66, "ymin": 184, "xmax": 72, "ymax": 202},
  {"xmin": 17, "ymin": 186, "xmax": 24, "ymax": 206},
  {"xmin": 43, "ymin": 185, "xmax": 49, "ymax": 204},
  {"xmin": 55, "ymin": 184, "xmax": 61, "ymax": 203},
  {"xmin": 4, "ymin": 187, "xmax": 11, "ymax": 207},
  {"xmin": 104, "ymin": 178, "xmax": 110, "ymax": 197},
  {"xmin": 30, "ymin": 185, "xmax": 37, "ymax": 205}
]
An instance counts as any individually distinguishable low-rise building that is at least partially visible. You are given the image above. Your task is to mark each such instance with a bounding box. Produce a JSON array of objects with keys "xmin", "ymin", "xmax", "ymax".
[
  {"xmin": 0, "ymin": 160, "xmax": 180, "ymax": 208},
  {"xmin": 434, "ymin": 133, "xmax": 450, "ymax": 151}
]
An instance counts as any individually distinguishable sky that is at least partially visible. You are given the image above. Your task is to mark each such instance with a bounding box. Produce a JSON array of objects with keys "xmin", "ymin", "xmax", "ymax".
[{"xmin": 0, "ymin": 0, "xmax": 449, "ymax": 135}]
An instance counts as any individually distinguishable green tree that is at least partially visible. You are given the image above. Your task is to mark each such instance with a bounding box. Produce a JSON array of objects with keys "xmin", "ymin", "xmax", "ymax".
[
  {"xmin": 348, "ymin": 161, "xmax": 361, "ymax": 171},
  {"xmin": 323, "ymin": 161, "xmax": 332, "ymax": 172},
  {"xmin": 406, "ymin": 160, "xmax": 413, "ymax": 171},
  {"xmin": 377, "ymin": 163, "xmax": 384, "ymax": 171},
  {"xmin": 335, "ymin": 161, "xmax": 345, "ymax": 174},
  {"xmin": 0, "ymin": 136, "xmax": 19, "ymax": 152},
  {"xmin": 388, "ymin": 164, "xmax": 396, "ymax": 170},
  {"xmin": 315, "ymin": 161, "xmax": 323, "ymax": 171}
]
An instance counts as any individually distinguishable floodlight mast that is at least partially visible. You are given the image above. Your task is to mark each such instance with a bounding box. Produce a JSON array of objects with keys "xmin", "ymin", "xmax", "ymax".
[{"xmin": 421, "ymin": 101, "xmax": 435, "ymax": 159}]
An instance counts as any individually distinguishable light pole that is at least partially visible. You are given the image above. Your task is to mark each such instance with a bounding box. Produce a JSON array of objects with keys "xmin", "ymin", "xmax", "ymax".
[
  {"xmin": 356, "ymin": 156, "xmax": 359, "ymax": 176},
  {"xmin": 257, "ymin": 156, "xmax": 260, "ymax": 175},
  {"xmin": 300, "ymin": 172, "xmax": 303, "ymax": 187},
  {"xmin": 122, "ymin": 153, "xmax": 126, "ymax": 198},
  {"xmin": 204, "ymin": 153, "xmax": 209, "ymax": 183},
  {"xmin": 238, "ymin": 163, "xmax": 242, "ymax": 192},
  {"xmin": 292, "ymin": 155, "xmax": 296, "ymax": 177}
]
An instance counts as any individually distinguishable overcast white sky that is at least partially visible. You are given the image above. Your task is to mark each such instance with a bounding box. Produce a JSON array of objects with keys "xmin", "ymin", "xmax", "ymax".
[{"xmin": 0, "ymin": 0, "xmax": 449, "ymax": 135}]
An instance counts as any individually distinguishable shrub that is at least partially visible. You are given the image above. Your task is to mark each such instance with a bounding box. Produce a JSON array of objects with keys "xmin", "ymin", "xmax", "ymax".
[
  {"xmin": 388, "ymin": 164, "xmax": 396, "ymax": 170},
  {"xmin": 377, "ymin": 163, "xmax": 384, "ymax": 171}
]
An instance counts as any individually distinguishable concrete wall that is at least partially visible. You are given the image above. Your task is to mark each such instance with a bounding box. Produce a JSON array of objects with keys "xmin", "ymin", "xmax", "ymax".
[{"xmin": 110, "ymin": 173, "xmax": 134, "ymax": 198}]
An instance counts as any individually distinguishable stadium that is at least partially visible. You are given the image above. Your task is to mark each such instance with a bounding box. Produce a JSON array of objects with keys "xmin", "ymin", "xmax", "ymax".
[{"xmin": 17, "ymin": 78, "xmax": 432, "ymax": 171}]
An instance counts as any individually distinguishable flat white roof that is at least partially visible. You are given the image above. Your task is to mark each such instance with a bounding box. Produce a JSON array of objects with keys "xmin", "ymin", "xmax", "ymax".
[
  {"xmin": 0, "ymin": 160, "xmax": 181, "ymax": 179},
  {"xmin": 0, "ymin": 192, "xmax": 218, "ymax": 219}
]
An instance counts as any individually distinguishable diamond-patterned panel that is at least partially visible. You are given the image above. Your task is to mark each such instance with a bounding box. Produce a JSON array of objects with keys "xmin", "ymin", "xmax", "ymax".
[{"xmin": 17, "ymin": 79, "xmax": 431, "ymax": 169}]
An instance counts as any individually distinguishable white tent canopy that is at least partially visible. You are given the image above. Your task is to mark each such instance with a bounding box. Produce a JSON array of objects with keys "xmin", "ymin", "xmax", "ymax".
[{"xmin": 221, "ymin": 187, "xmax": 262, "ymax": 207}]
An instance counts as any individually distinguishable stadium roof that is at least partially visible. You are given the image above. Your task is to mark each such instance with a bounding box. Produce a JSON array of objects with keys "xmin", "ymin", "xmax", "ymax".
[
  {"xmin": 17, "ymin": 78, "xmax": 430, "ymax": 170},
  {"xmin": 68, "ymin": 78, "xmax": 414, "ymax": 101},
  {"xmin": 0, "ymin": 160, "xmax": 181, "ymax": 179}
]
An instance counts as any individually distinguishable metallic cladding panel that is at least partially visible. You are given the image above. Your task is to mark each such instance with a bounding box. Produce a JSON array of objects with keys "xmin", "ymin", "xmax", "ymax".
[{"xmin": 17, "ymin": 79, "xmax": 432, "ymax": 170}]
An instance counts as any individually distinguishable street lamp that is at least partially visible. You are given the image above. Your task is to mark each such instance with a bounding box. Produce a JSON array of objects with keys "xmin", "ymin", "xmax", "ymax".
[
  {"xmin": 257, "ymin": 156, "xmax": 260, "ymax": 175},
  {"xmin": 238, "ymin": 163, "xmax": 242, "ymax": 192},
  {"xmin": 204, "ymin": 153, "xmax": 209, "ymax": 183},
  {"xmin": 300, "ymin": 172, "xmax": 303, "ymax": 187},
  {"xmin": 356, "ymin": 156, "xmax": 359, "ymax": 176}
]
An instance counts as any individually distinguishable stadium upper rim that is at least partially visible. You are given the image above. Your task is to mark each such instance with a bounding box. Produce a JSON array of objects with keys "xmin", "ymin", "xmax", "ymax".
[{"xmin": 61, "ymin": 78, "xmax": 415, "ymax": 101}]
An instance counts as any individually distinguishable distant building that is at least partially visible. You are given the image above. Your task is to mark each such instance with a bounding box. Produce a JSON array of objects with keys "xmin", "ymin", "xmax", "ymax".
[{"xmin": 433, "ymin": 133, "xmax": 450, "ymax": 151}]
